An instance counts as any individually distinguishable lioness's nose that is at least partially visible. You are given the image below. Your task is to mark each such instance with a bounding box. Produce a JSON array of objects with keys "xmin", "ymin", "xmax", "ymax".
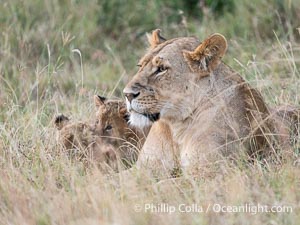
[{"xmin": 124, "ymin": 92, "xmax": 140, "ymax": 103}]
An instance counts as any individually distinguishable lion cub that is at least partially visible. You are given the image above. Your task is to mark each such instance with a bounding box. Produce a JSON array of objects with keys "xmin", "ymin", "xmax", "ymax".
[
  {"xmin": 55, "ymin": 95, "xmax": 148, "ymax": 170},
  {"xmin": 93, "ymin": 95, "xmax": 148, "ymax": 167},
  {"xmin": 54, "ymin": 114, "xmax": 117, "ymax": 169}
]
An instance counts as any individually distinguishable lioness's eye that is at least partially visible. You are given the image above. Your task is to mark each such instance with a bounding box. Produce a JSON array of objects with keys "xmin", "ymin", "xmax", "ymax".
[
  {"xmin": 155, "ymin": 66, "xmax": 167, "ymax": 75},
  {"xmin": 95, "ymin": 119, "xmax": 99, "ymax": 124}
]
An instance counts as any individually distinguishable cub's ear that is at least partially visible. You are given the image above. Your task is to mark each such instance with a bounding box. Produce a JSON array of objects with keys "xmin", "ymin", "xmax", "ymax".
[
  {"xmin": 118, "ymin": 103, "xmax": 127, "ymax": 115},
  {"xmin": 146, "ymin": 29, "xmax": 166, "ymax": 49},
  {"xmin": 118, "ymin": 103, "xmax": 129, "ymax": 122},
  {"xmin": 183, "ymin": 33, "xmax": 227, "ymax": 77},
  {"xmin": 94, "ymin": 95, "xmax": 106, "ymax": 107},
  {"xmin": 54, "ymin": 114, "xmax": 69, "ymax": 130}
]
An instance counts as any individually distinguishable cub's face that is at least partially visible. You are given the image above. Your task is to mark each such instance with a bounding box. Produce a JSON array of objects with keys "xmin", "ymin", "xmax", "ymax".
[
  {"xmin": 93, "ymin": 96, "xmax": 129, "ymax": 146},
  {"xmin": 123, "ymin": 30, "xmax": 227, "ymax": 128}
]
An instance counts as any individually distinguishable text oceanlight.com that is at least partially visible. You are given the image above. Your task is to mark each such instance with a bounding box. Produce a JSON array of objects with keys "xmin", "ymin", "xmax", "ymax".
[{"xmin": 134, "ymin": 203, "xmax": 293, "ymax": 214}]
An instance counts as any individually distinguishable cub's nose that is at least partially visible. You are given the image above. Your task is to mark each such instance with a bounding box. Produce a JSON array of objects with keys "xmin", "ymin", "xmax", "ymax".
[{"xmin": 124, "ymin": 92, "xmax": 140, "ymax": 103}]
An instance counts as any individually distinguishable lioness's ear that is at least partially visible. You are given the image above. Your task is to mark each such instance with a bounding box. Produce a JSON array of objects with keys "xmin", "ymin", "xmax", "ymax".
[
  {"xmin": 94, "ymin": 95, "xmax": 106, "ymax": 107},
  {"xmin": 183, "ymin": 33, "xmax": 227, "ymax": 77},
  {"xmin": 146, "ymin": 29, "xmax": 166, "ymax": 49}
]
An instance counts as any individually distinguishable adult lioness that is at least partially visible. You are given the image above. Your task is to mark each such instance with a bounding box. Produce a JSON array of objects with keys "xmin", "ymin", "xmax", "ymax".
[{"xmin": 124, "ymin": 30, "xmax": 284, "ymax": 176}]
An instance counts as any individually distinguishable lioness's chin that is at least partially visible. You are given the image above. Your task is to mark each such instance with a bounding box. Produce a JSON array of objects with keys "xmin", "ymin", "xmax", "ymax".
[
  {"xmin": 129, "ymin": 112, "xmax": 159, "ymax": 128},
  {"xmin": 129, "ymin": 112, "xmax": 152, "ymax": 128}
]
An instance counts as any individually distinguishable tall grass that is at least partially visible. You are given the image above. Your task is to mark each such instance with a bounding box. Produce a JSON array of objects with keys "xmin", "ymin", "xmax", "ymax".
[{"xmin": 0, "ymin": 0, "xmax": 300, "ymax": 224}]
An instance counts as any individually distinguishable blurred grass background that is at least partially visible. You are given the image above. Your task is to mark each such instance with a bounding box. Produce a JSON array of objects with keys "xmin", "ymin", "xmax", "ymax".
[
  {"xmin": 1, "ymin": 0, "xmax": 299, "ymax": 113},
  {"xmin": 0, "ymin": 0, "xmax": 300, "ymax": 224}
]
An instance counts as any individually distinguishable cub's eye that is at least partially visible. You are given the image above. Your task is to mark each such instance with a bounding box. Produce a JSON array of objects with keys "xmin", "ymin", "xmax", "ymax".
[
  {"xmin": 155, "ymin": 66, "xmax": 167, "ymax": 75},
  {"xmin": 105, "ymin": 125, "xmax": 112, "ymax": 131},
  {"xmin": 95, "ymin": 119, "xmax": 100, "ymax": 125}
]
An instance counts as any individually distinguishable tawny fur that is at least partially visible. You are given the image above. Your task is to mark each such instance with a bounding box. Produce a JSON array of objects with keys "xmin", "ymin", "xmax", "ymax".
[
  {"xmin": 124, "ymin": 30, "xmax": 299, "ymax": 177},
  {"xmin": 93, "ymin": 95, "xmax": 149, "ymax": 167},
  {"xmin": 54, "ymin": 114, "xmax": 117, "ymax": 170}
]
